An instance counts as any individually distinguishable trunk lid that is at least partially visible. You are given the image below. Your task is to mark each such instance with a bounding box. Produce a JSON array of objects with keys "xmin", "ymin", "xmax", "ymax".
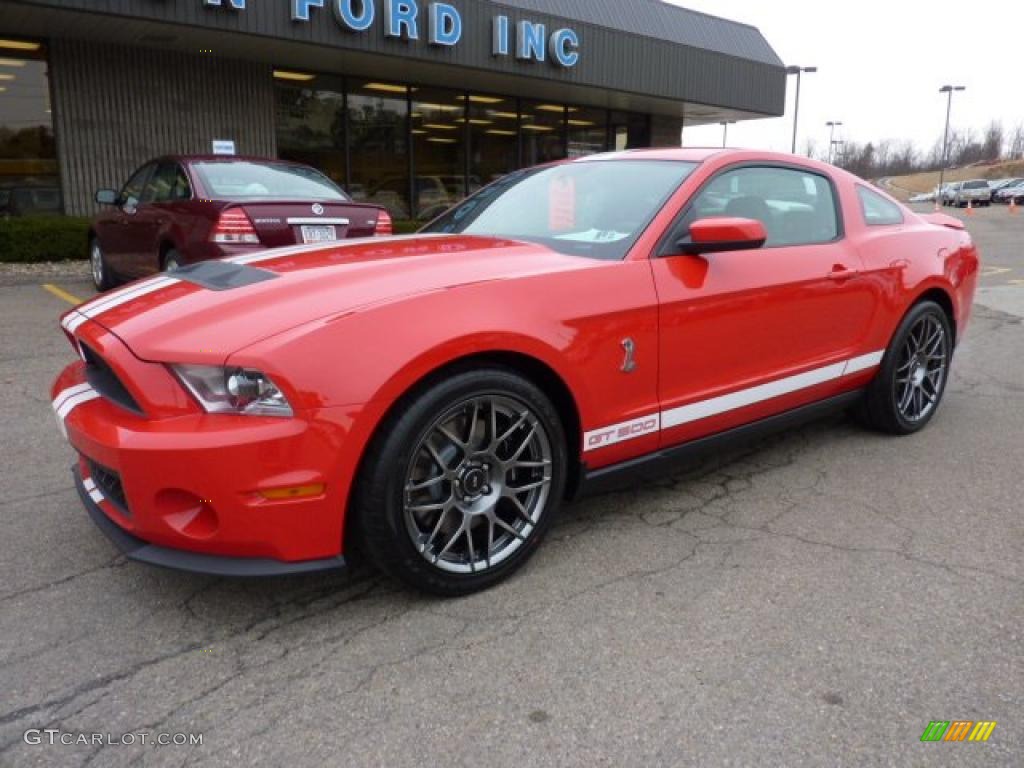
[{"xmin": 235, "ymin": 201, "xmax": 383, "ymax": 247}]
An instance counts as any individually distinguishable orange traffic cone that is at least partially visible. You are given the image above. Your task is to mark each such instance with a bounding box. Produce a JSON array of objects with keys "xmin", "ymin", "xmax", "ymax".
[
  {"xmin": 1010, "ymin": 198, "xmax": 1019, "ymax": 215},
  {"xmin": 966, "ymin": 199, "xmax": 974, "ymax": 216}
]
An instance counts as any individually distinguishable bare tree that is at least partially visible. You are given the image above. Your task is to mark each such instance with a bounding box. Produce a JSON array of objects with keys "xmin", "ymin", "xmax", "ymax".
[
  {"xmin": 1009, "ymin": 123, "xmax": 1024, "ymax": 161},
  {"xmin": 981, "ymin": 121, "xmax": 1004, "ymax": 162}
]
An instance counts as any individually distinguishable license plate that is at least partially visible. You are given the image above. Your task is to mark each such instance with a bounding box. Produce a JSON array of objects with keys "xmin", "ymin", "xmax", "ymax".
[{"xmin": 300, "ymin": 225, "xmax": 337, "ymax": 243}]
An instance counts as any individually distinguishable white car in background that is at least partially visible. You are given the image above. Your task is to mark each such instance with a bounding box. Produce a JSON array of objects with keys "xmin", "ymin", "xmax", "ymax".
[{"xmin": 951, "ymin": 179, "xmax": 991, "ymax": 207}]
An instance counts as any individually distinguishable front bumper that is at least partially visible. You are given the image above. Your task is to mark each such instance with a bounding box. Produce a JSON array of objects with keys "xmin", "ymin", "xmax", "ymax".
[
  {"xmin": 52, "ymin": 334, "xmax": 368, "ymax": 572},
  {"xmin": 73, "ymin": 465, "xmax": 346, "ymax": 576}
]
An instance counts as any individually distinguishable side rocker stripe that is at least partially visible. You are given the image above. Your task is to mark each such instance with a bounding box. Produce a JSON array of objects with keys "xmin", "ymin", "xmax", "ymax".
[{"xmin": 583, "ymin": 350, "xmax": 886, "ymax": 453}]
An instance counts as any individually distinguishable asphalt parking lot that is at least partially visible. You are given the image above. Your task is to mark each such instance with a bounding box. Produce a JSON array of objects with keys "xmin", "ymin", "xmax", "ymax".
[{"xmin": 1, "ymin": 208, "xmax": 1022, "ymax": 767}]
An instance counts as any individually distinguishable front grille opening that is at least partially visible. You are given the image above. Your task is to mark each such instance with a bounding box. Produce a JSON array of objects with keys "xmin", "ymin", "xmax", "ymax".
[
  {"xmin": 80, "ymin": 343, "xmax": 143, "ymax": 415},
  {"xmin": 88, "ymin": 459, "xmax": 130, "ymax": 517}
]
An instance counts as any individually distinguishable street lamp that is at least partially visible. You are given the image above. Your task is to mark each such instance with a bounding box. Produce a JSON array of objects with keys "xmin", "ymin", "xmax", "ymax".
[
  {"xmin": 831, "ymin": 140, "xmax": 846, "ymax": 167},
  {"xmin": 826, "ymin": 121, "xmax": 843, "ymax": 164},
  {"xmin": 720, "ymin": 120, "xmax": 736, "ymax": 147},
  {"xmin": 786, "ymin": 65, "xmax": 817, "ymax": 154},
  {"xmin": 937, "ymin": 85, "xmax": 966, "ymax": 200}
]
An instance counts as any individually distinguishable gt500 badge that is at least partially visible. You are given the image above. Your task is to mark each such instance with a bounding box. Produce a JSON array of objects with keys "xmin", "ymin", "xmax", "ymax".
[{"xmin": 584, "ymin": 414, "xmax": 660, "ymax": 451}]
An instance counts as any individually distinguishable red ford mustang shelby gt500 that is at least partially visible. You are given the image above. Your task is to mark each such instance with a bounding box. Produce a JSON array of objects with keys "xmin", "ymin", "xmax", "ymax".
[{"xmin": 51, "ymin": 149, "xmax": 978, "ymax": 595}]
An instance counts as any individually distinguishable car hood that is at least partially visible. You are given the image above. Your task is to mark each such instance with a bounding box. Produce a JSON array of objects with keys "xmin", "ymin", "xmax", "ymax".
[{"xmin": 68, "ymin": 234, "xmax": 588, "ymax": 363}]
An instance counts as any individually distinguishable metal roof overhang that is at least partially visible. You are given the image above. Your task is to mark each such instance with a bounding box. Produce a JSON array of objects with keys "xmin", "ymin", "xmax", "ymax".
[{"xmin": 1, "ymin": 0, "xmax": 786, "ymax": 125}]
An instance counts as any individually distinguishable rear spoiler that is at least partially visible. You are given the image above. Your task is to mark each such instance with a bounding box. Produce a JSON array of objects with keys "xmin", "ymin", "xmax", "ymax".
[{"xmin": 922, "ymin": 212, "xmax": 965, "ymax": 231}]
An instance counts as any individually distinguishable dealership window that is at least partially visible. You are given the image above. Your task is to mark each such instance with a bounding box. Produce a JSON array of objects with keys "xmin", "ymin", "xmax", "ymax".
[
  {"xmin": 411, "ymin": 87, "xmax": 466, "ymax": 220},
  {"xmin": 468, "ymin": 94, "xmax": 518, "ymax": 190},
  {"xmin": 567, "ymin": 106, "xmax": 608, "ymax": 159},
  {"xmin": 275, "ymin": 73, "xmax": 347, "ymax": 192},
  {"xmin": 348, "ymin": 81, "xmax": 409, "ymax": 218},
  {"xmin": 610, "ymin": 111, "xmax": 651, "ymax": 151},
  {"xmin": 520, "ymin": 101, "xmax": 566, "ymax": 167},
  {"xmin": 0, "ymin": 40, "xmax": 61, "ymax": 217}
]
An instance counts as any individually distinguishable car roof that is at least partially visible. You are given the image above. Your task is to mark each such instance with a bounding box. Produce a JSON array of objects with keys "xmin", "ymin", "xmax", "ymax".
[{"xmin": 157, "ymin": 154, "xmax": 307, "ymax": 166}]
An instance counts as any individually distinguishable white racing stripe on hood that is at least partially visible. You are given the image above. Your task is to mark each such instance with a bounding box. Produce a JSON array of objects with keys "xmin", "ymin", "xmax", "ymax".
[
  {"xmin": 61, "ymin": 312, "xmax": 88, "ymax": 333},
  {"xmin": 75, "ymin": 274, "xmax": 167, "ymax": 315},
  {"xmin": 78, "ymin": 276, "xmax": 180, "ymax": 319}
]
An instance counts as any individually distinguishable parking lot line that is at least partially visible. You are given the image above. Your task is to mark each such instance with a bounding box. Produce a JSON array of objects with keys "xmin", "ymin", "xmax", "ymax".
[{"xmin": 42, "ymin": 283, "xmax": 84, "ymax": 306}]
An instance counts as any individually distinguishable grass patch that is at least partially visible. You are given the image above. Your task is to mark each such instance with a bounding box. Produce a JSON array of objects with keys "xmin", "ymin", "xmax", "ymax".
[{"xmin": 886, "ymin": 160, "xmax": 1024, "ymax": 199}]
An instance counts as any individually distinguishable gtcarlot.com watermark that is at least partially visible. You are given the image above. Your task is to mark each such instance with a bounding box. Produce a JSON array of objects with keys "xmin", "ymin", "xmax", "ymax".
[{"xmin": 24, "ymin": 729, "xmax": 203, "ymax": 747}]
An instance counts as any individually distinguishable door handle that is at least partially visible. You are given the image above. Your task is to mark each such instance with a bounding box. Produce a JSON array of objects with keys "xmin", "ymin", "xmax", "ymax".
[{"xmin": 827, "ymin": 264, "xmax": 859, "ymax": 281}]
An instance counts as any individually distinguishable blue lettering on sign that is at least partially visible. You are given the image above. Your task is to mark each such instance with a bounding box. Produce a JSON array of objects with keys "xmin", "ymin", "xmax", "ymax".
[
  {"xmin": 257, "ymin": 0, "xmax": 580, "ymax": 66},
  {"xmin": 548, "ymin": 28, "xmax": 579, "ymax": 67},
  {"xmin": 334, "ymin": 0, "xmax": 375, "ymax": 31},
  {"xmin": 492, "ymin": 15, "xmax": 509, "ymax": 56},
  {"xmin": 292, "ymin": 0, "xmax": 324, "ymax": 21},
  {"xmin": 516, "ymin": 20, "xmax": 546, "ymax": 62},
  {"xmin": 204, "ymin": 0, "xmax": 245, "ymax": 8},
  {"xmin": 428, "ymin": 3, "xmax": 461, "ymax": 46},
  {"xmin": 385, "ymin": 0, "xmax": 419, "ymax": 40}
]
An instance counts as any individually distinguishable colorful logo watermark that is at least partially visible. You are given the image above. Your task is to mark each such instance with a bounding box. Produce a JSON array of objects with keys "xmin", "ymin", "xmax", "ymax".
[{"xmin": 921, "ymin": 721, "xmax": 997, "ymax": 742}]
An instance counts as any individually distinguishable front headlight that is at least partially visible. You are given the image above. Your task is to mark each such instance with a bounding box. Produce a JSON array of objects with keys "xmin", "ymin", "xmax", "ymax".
[{"xmin": 172, "ymin": 364, "xmax": 293, "ymax": 417}]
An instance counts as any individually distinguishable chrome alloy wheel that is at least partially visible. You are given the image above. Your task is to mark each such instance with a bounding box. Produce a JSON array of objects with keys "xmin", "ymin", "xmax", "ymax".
[
  {"xmin": 894, "ymin": 314, "xmax": 949, "ymax": 423},
  {"xmin": 403, "ymin": 395, "xmax": 554, "ymax": 575},
  {"xmin": 90, "ymin": 240, "xmax": 104, "ymax": 287}
]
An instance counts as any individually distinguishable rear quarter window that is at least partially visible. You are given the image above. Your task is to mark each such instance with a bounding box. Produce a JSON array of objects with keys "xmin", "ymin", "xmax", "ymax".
[{"xmin": 857, "ymin": 186, "xmax": 904, "ymax": 226}]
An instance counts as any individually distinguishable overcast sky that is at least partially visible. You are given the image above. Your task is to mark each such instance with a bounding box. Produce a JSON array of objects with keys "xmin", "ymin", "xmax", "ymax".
[{"xmin": 669, "ymin": 0, "xmax": 1023, "ymax": 156}]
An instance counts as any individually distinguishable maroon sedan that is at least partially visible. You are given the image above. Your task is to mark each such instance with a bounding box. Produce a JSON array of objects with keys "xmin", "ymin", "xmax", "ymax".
[{"xmin": 89, "ymin": 155, "xmax": 391, "ymax": 290}]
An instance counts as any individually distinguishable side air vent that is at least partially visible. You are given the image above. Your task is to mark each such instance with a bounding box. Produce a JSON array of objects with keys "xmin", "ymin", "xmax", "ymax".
[{"xmin": 80, "ymin": 343, "xmax": 144, "ymax": 415}]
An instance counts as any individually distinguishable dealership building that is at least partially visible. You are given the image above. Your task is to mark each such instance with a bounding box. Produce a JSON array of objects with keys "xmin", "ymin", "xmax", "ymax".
[{"xmin": 1, "ymin": 0, "xmax": 785, "ymax": 219}]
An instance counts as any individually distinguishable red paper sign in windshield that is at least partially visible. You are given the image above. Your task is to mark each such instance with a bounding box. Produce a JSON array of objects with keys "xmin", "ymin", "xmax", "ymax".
[{"xmin": 548, "ymin": 175, "xmax": 576, "ymax": 231}]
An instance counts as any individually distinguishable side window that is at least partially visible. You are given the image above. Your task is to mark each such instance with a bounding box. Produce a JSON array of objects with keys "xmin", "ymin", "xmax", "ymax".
[
  {"xmin": 857, "ymin": 186, "xmax": 904, "ymax": 226},
  {"xmin": 171, "ymin": 165, "xmax": 192, "ymax": 200},
  {"xmin": 121, "ymin": 163, "xmax": 155, "ymax": 204},
  {"xmin": 142, "ymin": 163, "xmax": 179, "ymax": 204},
  {"xmin": 679, "ymin": 166, "xmax": 840, "ymax": 248}
]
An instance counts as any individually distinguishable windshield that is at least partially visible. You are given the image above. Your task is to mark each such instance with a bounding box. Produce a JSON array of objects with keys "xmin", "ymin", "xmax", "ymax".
[
  {"xmin": 422, "ymin": 160, "xmax": 697, "ymax": 260},
  {"xmin": 193, "ymin": 161, "xmax": 349, "ymax": 201}
]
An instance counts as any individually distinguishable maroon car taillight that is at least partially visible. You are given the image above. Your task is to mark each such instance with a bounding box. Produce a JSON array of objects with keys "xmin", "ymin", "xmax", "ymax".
[
  {"xmin": 211, "ymin": 208, "xmax": 260, "ymax": 245},
  {"xmin": 374, "ymin": 209, "xmax": 393, "ymax": 237}
]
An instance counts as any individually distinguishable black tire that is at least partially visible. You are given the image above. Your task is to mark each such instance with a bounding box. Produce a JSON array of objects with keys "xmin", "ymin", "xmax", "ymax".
[
  {"xmin": 89, "ymin": 236, "xmax": 118, "ymax": 291},
  {"xmin": 351, "ymin": 367, "xmax": 568, "ymax": 596},
  {"xmin": 856, "ymin": 300, "xmax": 953, "ymax": 435},
  {"xmin": 162, "ymin": 248, "xmax": 183, "ymax": 272}
]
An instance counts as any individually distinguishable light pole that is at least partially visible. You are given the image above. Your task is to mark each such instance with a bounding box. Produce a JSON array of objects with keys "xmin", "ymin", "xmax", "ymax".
[
  {"xmin": 937, "ymin": 85, "xmax": 966, "ymax": 200},
  {"xmin": 831, "ymin": 140, "xmax": 845, "ymax": 167},
  {"xmin": 720, "ymin": 120, "xmax": 736, "ymax": 147},
  {"xmin": 786, "ymin": 65, "xmax": 817, "ymax": 154},
  {"xmin": 826, "ymin": 121, "xmax": 843, "ymax": 164}
]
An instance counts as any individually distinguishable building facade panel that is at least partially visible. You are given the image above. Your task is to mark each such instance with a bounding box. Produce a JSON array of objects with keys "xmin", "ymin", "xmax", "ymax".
[{"xmin": 50, "ymin": 39, "xmax": 276, "ymax": 215}]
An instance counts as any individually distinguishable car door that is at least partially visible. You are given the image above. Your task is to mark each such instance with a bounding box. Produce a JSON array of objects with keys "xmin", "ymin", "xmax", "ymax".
[
  {"xmin": 651, "ymin": 163, "xmax": 877, "ymax": 448},
  {"xmin": 99, "ymin": 162, "xmax": 155, "ymax": 276},
  {"xmin": 120, "ymin": 162, "xmax": 181, "ymax": 278}
]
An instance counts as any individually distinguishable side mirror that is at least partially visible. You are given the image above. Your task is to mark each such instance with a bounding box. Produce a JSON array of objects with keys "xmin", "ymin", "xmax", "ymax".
[
  {"xmin": 95, "ymin": 189, "xmax": 119, "ymax": 205},
  {"xmin": 675, "ymin": 217, "xmax": 767, "ymax": 256}
]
